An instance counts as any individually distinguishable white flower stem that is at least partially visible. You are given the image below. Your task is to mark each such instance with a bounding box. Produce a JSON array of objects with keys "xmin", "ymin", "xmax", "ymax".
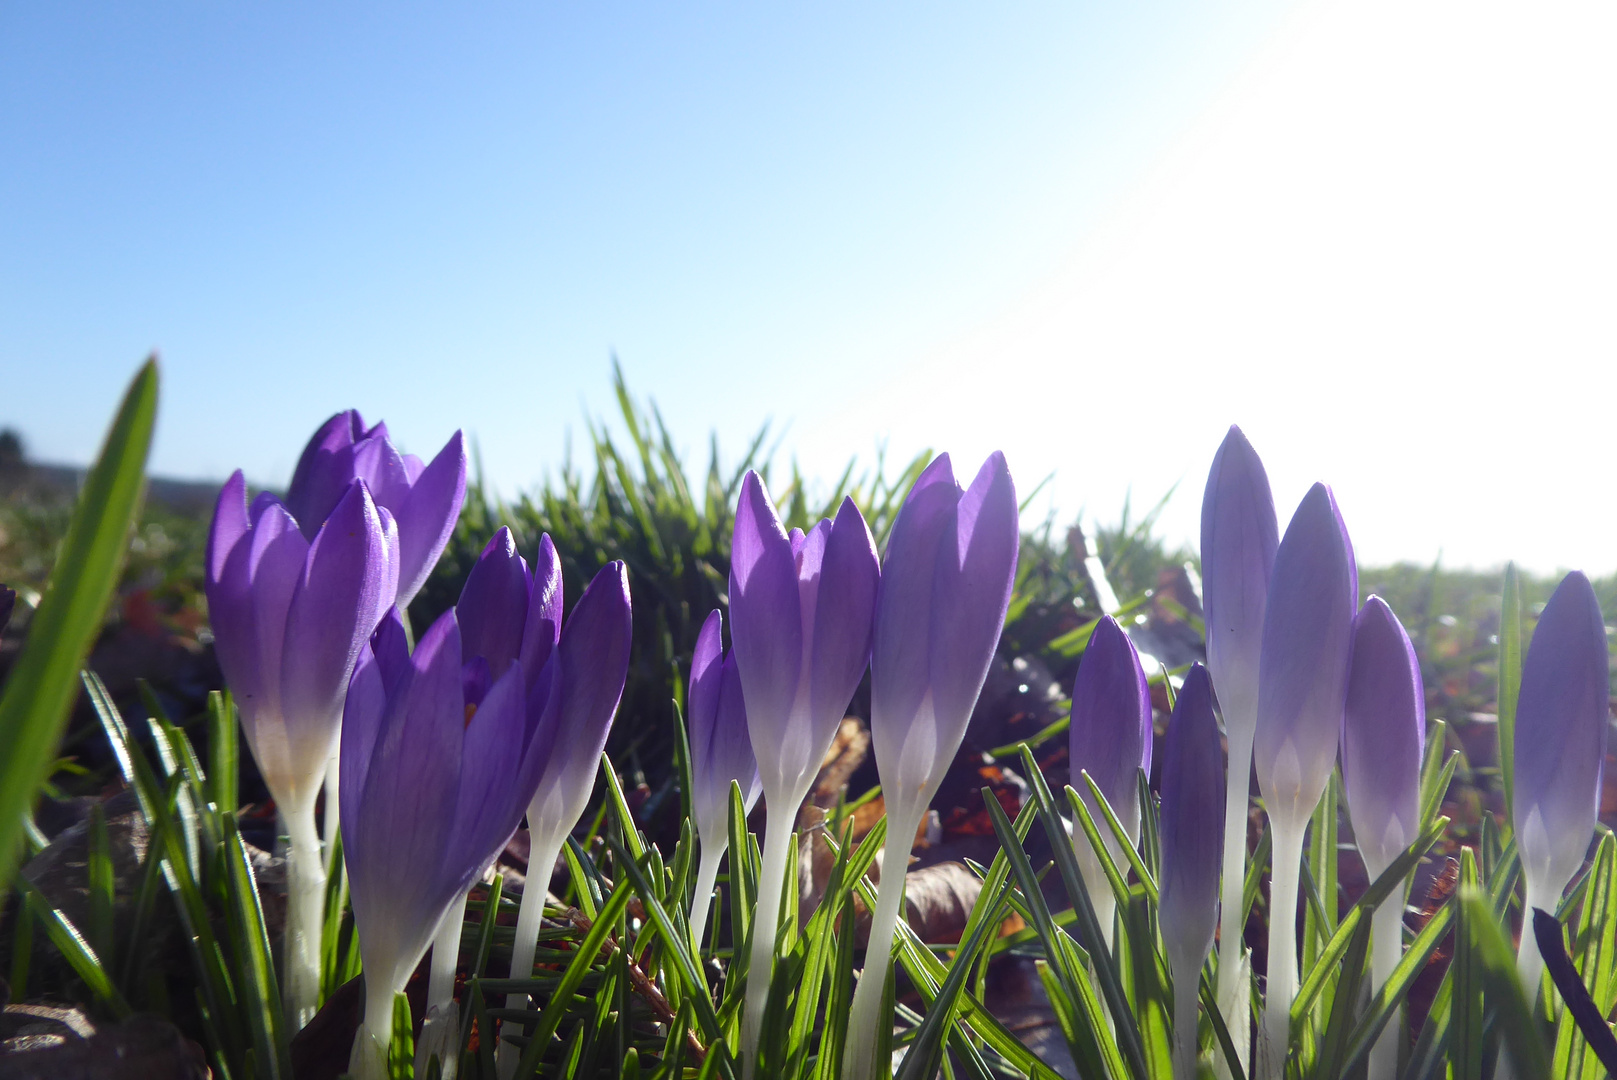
[
  {"xmin": 283, "ymin": 801, "xmax": 327, "ymax": 1030},
  {"xmin": 1260, "ymin": 816, "xmax": 1306, "ymax": 1080},
  {"xmin": 741, "ymin": 808, "xmax": 796, "ymax": 1080},
  {"xmin": 418, "ymin": 897, "xmax": 465, "ymax": 1080},
  {"xmin": 1074, "ymin": 835, "xmax": 1118, "ymax": 1036},
  {"xmin": 1515, "ymin": 882, "xmax": 1553, "ymax": 1013},
  {"xmin": 1171, "ymin": 952, "xmax": 1202, "ymax": 1080},
  {"xmin": 496, "ymin": 823, "xmax": 569, "ymax": 1080},
  {"xmin": 1215, "ymin": 721, "xmax": 1256, "ymax": 1080},
  {"xmin": 350, "ymin": 977, "xmax": 398, "ymax": 1080},
  {"xmin": 1367, "ymin": 889, "xmax": 1406, "ymax": 1080},
  {"xmin": 427, "ymin": 890, "xmax": 469, "ymax": 1014},
  {"xmin": 842, "ymin": 801, "xmax": 923, "ymax": 1080},
  {"xmin": 689, "ymin": 845, "xmax": 726, "ymax": 953}
]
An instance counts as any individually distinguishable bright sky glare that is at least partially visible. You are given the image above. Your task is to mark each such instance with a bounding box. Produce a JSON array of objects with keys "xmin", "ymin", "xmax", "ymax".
[{"xmin": 3, "ymin": 2, "xmax": 1611, "ymax": 574}]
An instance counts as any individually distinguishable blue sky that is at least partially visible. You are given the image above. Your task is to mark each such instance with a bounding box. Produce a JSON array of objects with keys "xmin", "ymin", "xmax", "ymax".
[{"xmin": 5, "ymin": 2, "xmax": 1614, "ymax": 574}]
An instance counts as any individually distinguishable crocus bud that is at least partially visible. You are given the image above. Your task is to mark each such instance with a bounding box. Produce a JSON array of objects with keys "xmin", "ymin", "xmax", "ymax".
[
  {"xmin": 689, "ymin": 609, "xmax": 762, "ymax": 852},
  {"xmin": 1159, "ymin": 664, "xmax": 1225, "ymax": 970},
  {"xmin": 1341, "ymin": 596, "xmax": 1425, "ymax": 880},
  {"xmin": 730, "ymin": 472, "xmax": 880, "ymax": 1079},
  {"xmin": 869, "ymin": 452, "xmax": 1020, "ymax": 803},
  {"xmin": 206, "ymin": 473, "xmax": 399, "ymax": 820},
  {"xmin": 1201, "ymin": 425, "xmax": 1278, "ymax": 740},
  {"xmin": 1160, "ymin": 664, "xmax": 1225, "ymax": 1080},
  {"xmin": 286, "ymin": 410, "xmax": 467, "ymax": 609},
  {"xmin": 1514, "ymin": 571, "xmax": 1610, "ymax": 906},
  {"xmin": 1252, "ymin": 483, "xmax": 1357, "ymax": 824},
  {"xmin": 499, "ymin": 562, "xmax": 633, "ymax": 1075},
  {"xmin": 845, "ymin": 452, "xmax": 1018, "ymax": 1080},
  {"xmin": 1252, "ymin": 482, "xmax": 1356, "ymax": 1076},
  {"xmin": 686, "ymin": 609, "xmax": 762, "ymax": 945},
  {"xmin": 341, "ymin": 609, "xmax": 534, "ymax": 1080},
  {"xmin": 1069, "ymin": 614, "xmax": 1153, "ymax": 853},
  {"xmin": 1200, "ymin": 424, "xmax": 1278, "ymax": 1070},
  {"xmin": 731, "ymin": 474, "xmax": 880, "ymax": 801}
]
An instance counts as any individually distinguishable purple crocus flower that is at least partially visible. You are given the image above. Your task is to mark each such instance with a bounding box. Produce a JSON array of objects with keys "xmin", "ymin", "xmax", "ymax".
[
  {"xmin": 1251, "ymin": 482, "xmax": 1356, "ymax": 1078},
  {"xmin": 1341, "ymin": 596, "xmax": 1426, "ymax": 880},
  {"xmin": 417, "ymin": 528, "xmax": 563, "ymax": 1066},
  {"xmin": 845, "ymin": 452, "xmax": 1019, "ymax": 1080},
  {"xmin": 1513, "ymin": 571, "xmax": 1610, "ymax": 1000},
  {"xmin": 1341, "ymin": 595, "xmax": 1425, "ymax": 1080},
  {"xmin": 1200, "ymin": 424, "xmax": 1277, "ymax": 1076},
  {"xmin": 1158, "ymin": 664, "xmax": 1225, "ymax": 1080},
  {"xmin": 286, "ymin": 409, "xmax": 466, "ymax": 610},
  {"xmin": 341, "ymin": 609, "xmax": 536, "ymax": 1080},
  {"xmin": 205, "ymin": 471, "xmax": 398, "ymax": 1026},
  {"xmin": 728, "ymin": 471, "xmax": 879, "ymax": 1077},
  {"xmin": 686, "ymin": 609, "xmax": 762, "ymax": 947}
]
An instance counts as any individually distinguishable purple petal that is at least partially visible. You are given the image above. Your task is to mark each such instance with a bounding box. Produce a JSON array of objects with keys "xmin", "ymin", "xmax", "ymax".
[
  {"xmin": 370, "ymin": 608, "xmax": 412, "ymax": 693},
  {"xmin": 206, "ymin": 471, "xmax": 250, "ymax": 588},
  {"xmin": 1341, "ymin": 596, "xmax": 1425, "ymax": 875},
  {"xmin": 447, "ymin": 662, "xmax": 531, "ymax": 890},
  {"xmin": 871, "ymin": 454, "xmax": 960, "ymax": 751},
  {"xmin": 1513, "ymin": 571, "xmax": 1611, "ymax": 892},
  {"xmin": 716, "ymin": 651, "xmax": 762, "ymax": 812},
  {"xmin": 349, "ymin": 610, "xmax": 465, "ymax": 977},
  {"xmin": 518, "ymin": 534, "xmax": 564, "ymax": 691},
  {"xmin": 729, "ymin": 472, "xmax": 804, "ymax": 768},
  {"xmin": 1157, "ymin": 664, "xmax": 1225, "ymax": 967},
  {"xmin": 240, "ymin": 500, "xmax": 308, "ymax": 730},
  {"xmin": 286, "ymin": 411, "xmax": 365, "ymax": 536},
  {"xmin": 1200, "ymin": 426, "xmax": 1278, "ymax": 729},
  {"xmin": 687, "ymin": 610, "xmax": 726, "ymax": 764},
  {"xmin": 1252, "ymin": 483, "xmax": 1357, "ymax": 822},
  {"xmin": 806, "ymin": 498, "xmax": 879, "ymax": 743},
  {"xmin": 205, "ymin": 474, "xmax": 260, "ymax": 721},
  {"xmin": 1069, "ymin": 614, "xmax": 1153, "ymax": 833},
  {"xmin": 457, "ymin": 527, "xmax": 532, "ymax": 680},
  {"xmin": 928, "ymin": 452, "xmax": 1018, "ymax": 745},
  {"xmin": 352, "ymin": 432, "xmax": 415, "ymax": 510},
  {"xmin": 277, "ymin": 481, "xmax": 394, "ymax": 800},
  {"xmin": 531, "ymin": 562, "xmax": 633, "ymax": 822},
  {"xmin": 462, "ymin": 656, "xmax": 493, "ymax": 709},
  {"xmin": 340, "ymin": 640, "xmax": 388, "ymax": 867},
  {"xmin": 391, "ymin": 430, "xmax": 467, "ymax": 610}
]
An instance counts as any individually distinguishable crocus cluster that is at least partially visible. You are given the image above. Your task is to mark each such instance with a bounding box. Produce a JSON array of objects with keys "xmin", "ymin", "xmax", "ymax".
[{"xmin": 206, "ymin": 414, "xmax": 465, "ymax": 1025}]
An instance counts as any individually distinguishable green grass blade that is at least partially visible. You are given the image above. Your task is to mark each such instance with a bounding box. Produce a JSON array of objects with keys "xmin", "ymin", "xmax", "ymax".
[
  {"xmin": 1497, "ymin": 563, "xmax": 1523, "ymax": 824},
  {"xmin": 222, "ymin": 814, "xmax": 291, "ymax": 1080},
  {"xmin": 16, "ymin": 874, "xmax": 132, "ymax": 1017},
  {"xmin": 86, "ymin": 802, "xmax": 116, "ymax": 963},
  {"xmin": 0, "ymin": 358, "xmax": 157, "ymax": 890},
  {"xmin": 1016, "ymin": 745, "xmax": 1150, "ymax": 1077},
  {"xmin": 209, "ymin": 691, "xmax": 239, "ymax": 816}
]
